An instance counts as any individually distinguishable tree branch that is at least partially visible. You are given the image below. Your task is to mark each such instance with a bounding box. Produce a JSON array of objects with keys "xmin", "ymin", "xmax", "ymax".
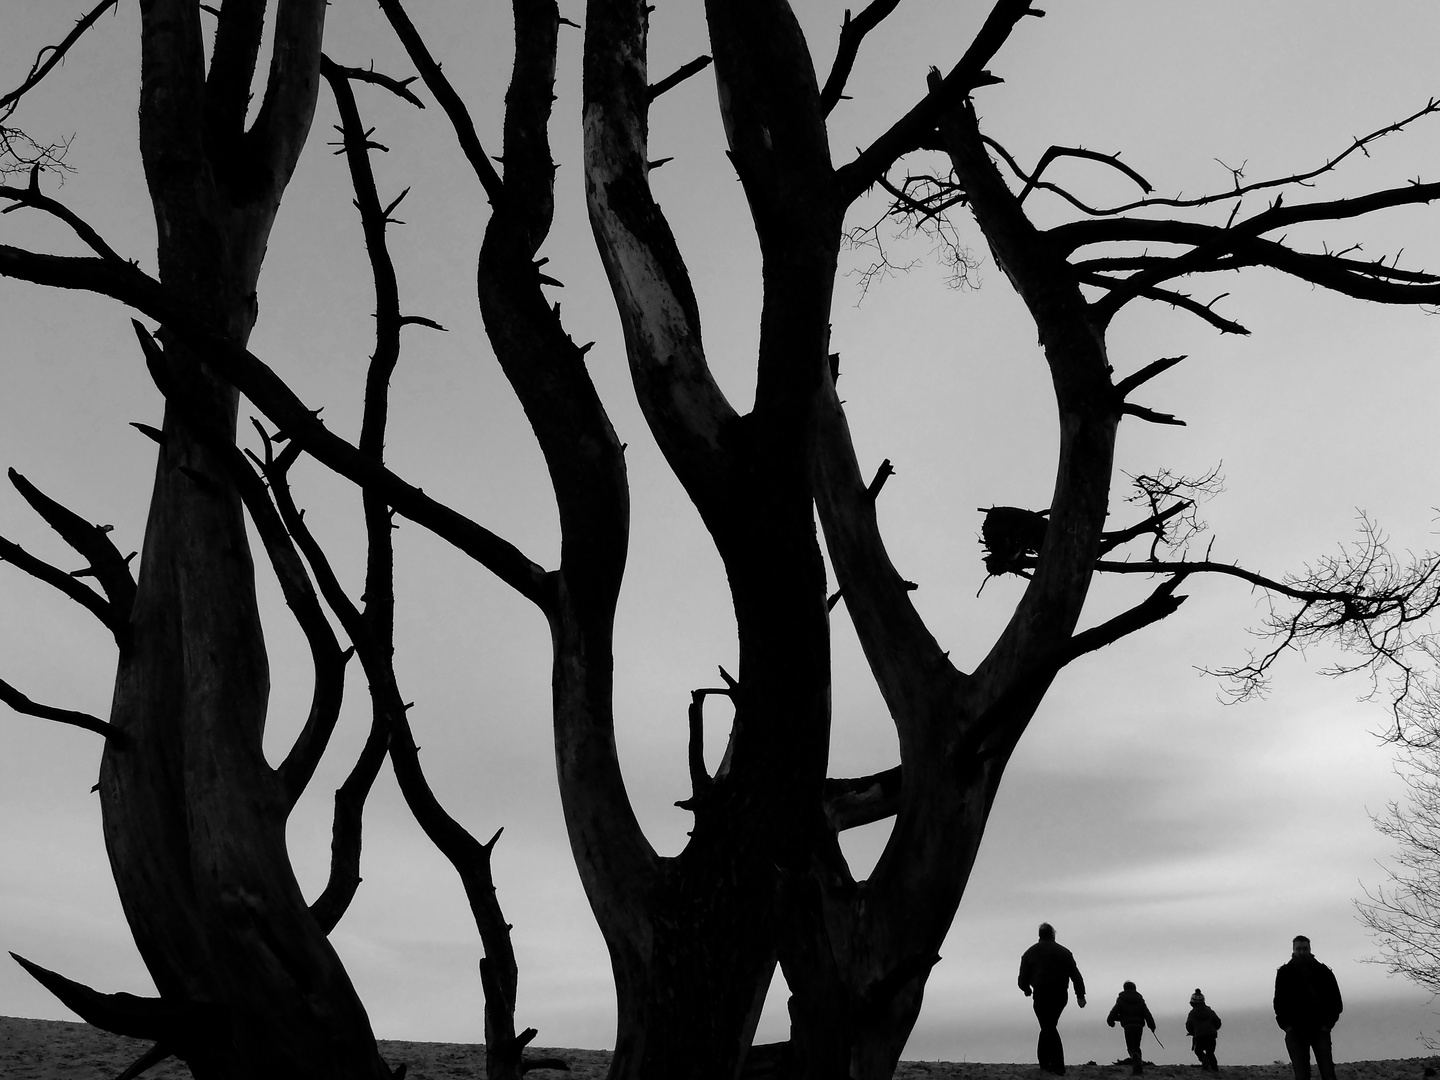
[
  {"xmin": 376, "ymin": 0, "xmax": 505, "ymax": 204},
  {"xmin": 1068, "ymin": 182, "xmax": 1440, "ymax": 325},
  {"xmin": 583, "ymin": 0, "xmax": 738, "ymax": 503},
  {"xmin": 1088, "ymin": 525, "xmax": 1440, "ymax": 701},
  {"xmin": 0, "ymin": 531, "xmax": 119, "ymax": 641},
  {"xmin": 0, "ymin": 676, "xmax": 124, "ymax": 744},
  {"xmin": 1018, "ymin": 97, "xmax": 1440, "ymax": 219},
  {"xmin": 0, "ymin": 169, "xmax": 130, "ymax": 264},
  {"xmin": 204, "ymin": 0, "xmax": 267, "ymax": 152},
  {"xmin": 648, "ymin": 55, "xmax": 713, "ymax": 102},
  {"xmin": 243, "ymin": 0, "xmax": 329, "ymax": 194},
  {"xmin": 0, "ymin": 1, "xmax": 119, "ymax": 123},
  {"xmin": 228, "ymin": 434, "xmax": 352, "ymax": 808},
  {"xmin": 822, "ymin": 765, "xmax": 901, "ymax": 831},
  {"xmin": 1114, "ymin": 354, "xmax": 1186, "ymax": 398},
  {"xmin": 266, "ymin": 429, "xmax": 527, "ymax": 1080},
  {"xmin": 936, "ymin": 98, "xmax": 1119, "ymax": 706},
  {"xmin": 1082, "ymin": 274, "xmax": 1251, "ymax": 335},
  {"xmin": 309, "ymin": 711, "xmax": 389, "ymax": 934},
  {"xmin": 7, "ymin": 467, "xmax": 135, "ymax": 628},
  {"xmin": 10, "ymin": 952, "xmax": 222, "ymax": 1049},
  {"xmin": 112, "ymin": 1041, "xmax": 175, "ymax": 1080},
  {"xmin": 1056, "ymin": 575, "xmax": 1189, "ymax": 664},
  {"xmin": 836, "ymin": 0, "xmax": 1035, "ymax": 203},
  {"xmin": 0, "ymin": 239, "xmax": 555, "ymax": 605},
  {"xmin": 819, "ymin": 0, "xmax": 902, "ymax": 117},
  {"xmin": 1097, "ymin": 500, "xmax": 1190, "ymax": 555},
  {"xmin": 999, "ymin": 140, "xmax": 1153, "ymax": 205},
  {"xmin": 323, "ymin": 63, "xmax": 425, "ymax": 109}
]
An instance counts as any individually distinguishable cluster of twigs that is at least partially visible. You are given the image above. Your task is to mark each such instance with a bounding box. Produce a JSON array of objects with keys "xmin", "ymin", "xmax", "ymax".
[
  {"xmin": 0, "ymin": 1, "xmax": 117, "ymax": 178},
  {"xmin": 1358, "ymin": 739, "xmax": 1440, "ymax": 1020},
  {"xmin": 865, "ymin": 96, "xmax": 1440, "ymax": 332}
]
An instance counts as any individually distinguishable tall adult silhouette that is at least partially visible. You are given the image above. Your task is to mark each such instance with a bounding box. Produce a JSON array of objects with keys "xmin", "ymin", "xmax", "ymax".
[{"xmin": 1018, "ymin": 922, "xmax": 1087, "ymax": 1075}]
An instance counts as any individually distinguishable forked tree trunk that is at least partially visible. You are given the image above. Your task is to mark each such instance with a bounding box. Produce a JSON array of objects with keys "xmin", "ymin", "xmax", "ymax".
[
  {"xmin": 100, "ymin": 347, "xmax": 390, "ymax": 1079},
  {"xmin": 551, "ymin": 521, "xmax": 833, "ymax": 1080},
  {"xmin": 577, "ymin": 0, "xmax": 845, "ymax": 1064},
  {"xmin": 777, "ymin": 747, "xmax": 1017, "ymax": 1080},
  {"xmin": 91, "ymin": 3, "xmax": 394, "ymax": 1075}
]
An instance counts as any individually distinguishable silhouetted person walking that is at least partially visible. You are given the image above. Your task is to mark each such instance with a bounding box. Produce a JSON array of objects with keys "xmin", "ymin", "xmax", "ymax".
[
  {"xmin": 1106, "ymin": 980, "xmax": 1156, "ymax": 1076},
  {"xmin": 1018, "ymin": 922, "xmax": 1086, "ymax": 1075},
  {"xmin": 1274, "ymin": 935, "xmax": 1342, "ymax": 1080},
  {"xmin": 1185, "ymin": 988, "xmax": 1221, "ymax": 1072}
]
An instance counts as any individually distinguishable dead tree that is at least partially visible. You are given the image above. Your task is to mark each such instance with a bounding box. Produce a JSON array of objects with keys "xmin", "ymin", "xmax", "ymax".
[
  {"xmin": 5, "ymin": 3, "xmax": 1440, "ymax": 1080},
  {"xmin": 0, "ymin": 8, "xmax": 547, "ymax": 1078},
  {"xmin": 0, "ymin": 3, "xmax": 407, "ymax": 1078}
]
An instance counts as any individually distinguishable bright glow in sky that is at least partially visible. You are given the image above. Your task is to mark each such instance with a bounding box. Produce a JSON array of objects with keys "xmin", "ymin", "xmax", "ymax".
[{"xmin": 3, "ymin": 1, "xmax": 1440, "ymax": 1068}]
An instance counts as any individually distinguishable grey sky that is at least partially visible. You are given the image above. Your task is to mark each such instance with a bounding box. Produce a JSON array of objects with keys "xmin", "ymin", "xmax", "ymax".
[{"xmin": 2, "ymin": 0, "xmax": 1440, "ymax": 1067}]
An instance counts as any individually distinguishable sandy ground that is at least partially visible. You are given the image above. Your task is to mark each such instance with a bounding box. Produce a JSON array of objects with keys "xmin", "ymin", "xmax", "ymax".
[{"xmin": 1, "ymin": 1015, "xmax": 1435, "ymax": 1079}]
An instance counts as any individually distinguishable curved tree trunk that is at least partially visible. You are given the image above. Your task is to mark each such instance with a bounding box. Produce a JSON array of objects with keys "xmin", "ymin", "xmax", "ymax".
[
  {"xmin": 577, "ymin": 0, "xmax": 844, "ymax": 1072},
  {"xmin": 101, "ymin": 352, "xmax": 389, "ymax": 1078},
  {"xmin": 93, "ymin": 3, "xmax": 393, "ymax": 1076}
]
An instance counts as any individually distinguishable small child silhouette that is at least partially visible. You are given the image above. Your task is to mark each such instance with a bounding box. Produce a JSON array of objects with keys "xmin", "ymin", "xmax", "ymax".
[
  {"xmin": 1106, "ymin": 981, "xmax": 1156, "ymax": 1076},
  {"xmin": 1186, "ymin": 988, "xmax": 1222, "ymax": 1073}
]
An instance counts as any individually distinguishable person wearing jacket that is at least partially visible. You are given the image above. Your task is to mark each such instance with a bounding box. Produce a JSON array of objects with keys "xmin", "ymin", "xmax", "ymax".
[
  {"xmin": 1018, "ymin": 922, "xmax": 1086, "ymax": 1075},
  {"xmin": 1185, "ymin": 988, "xmax": 1222, "ymax": 1072},
  {"xmin": 1106, "ymin": 981, "xmax": 1156, "ymax": 1076},
  {"xmin": 1273, "ymin": 935, "xmax": 1342, "ymax": 1080}
]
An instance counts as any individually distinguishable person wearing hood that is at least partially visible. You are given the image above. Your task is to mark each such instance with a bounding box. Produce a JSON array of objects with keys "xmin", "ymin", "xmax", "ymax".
[
  {"xmin": 1273, "ymin": 934, "xmax": 1342, "ymax": 1080},
  {"xmin": 1185, "ymin": 988, "xmax": 1222, "ymax": 1072},
  {"xmin": 1106, "ymin": 980, "xmax": 1156, "ymax": 1076},
  {"xmin": 1018, "ymin": 922, "xmax": 1086, "ymax": 1075}
]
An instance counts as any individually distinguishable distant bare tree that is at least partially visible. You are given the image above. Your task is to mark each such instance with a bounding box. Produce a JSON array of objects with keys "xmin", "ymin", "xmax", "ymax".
[
  {"xmin": 1355, "ymin": 639, "xmax": 1440, "ymax": 1029},
  {"xmin": 1359, "ymin": 738, "xmax": 1440, "ymax": 1012}
]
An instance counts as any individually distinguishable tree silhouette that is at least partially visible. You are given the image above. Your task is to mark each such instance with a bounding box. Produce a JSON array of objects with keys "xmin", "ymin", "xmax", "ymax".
[
  {"xmin": 3, "ymin": 3, "xmax": 1440, "ymax": 1080},
  {"xmin": 0, "ymin": 6, "xmax": 526, "ymax": 1079}
]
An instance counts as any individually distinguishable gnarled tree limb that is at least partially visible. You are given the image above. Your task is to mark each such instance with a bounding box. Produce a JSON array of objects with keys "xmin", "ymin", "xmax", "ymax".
[
  {"xmin": 0, "ymin": 676, "xmax": 124, "ymax": 744},
  {"xmin": 819, "ymin": 0, "xmax": 902, "ymax": 116}
]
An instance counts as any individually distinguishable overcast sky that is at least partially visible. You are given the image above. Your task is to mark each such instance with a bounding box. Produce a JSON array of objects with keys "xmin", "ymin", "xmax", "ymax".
[{"xmin": 3, "ymin": 1, "xmax": 1440, "ymax": 1068}]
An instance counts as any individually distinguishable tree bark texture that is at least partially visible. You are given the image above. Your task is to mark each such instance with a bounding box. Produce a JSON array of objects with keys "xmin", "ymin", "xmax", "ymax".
[
  {"xmin": 95, "ymin": 3, "xmax": 392, "ymax": 1076},
  {"xmin": 774, "ymin": 83, "xmax": 1123, "ymax": 1079}
]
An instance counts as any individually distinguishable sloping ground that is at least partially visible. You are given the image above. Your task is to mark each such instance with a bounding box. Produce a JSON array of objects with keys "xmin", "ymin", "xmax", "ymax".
[{"xmin": 1, "ymin": 1015, "xmax": 1434, "ymax": 1079}]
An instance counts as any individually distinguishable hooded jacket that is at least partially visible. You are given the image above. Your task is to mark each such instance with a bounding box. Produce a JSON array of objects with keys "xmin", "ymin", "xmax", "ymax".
[
  {"xmin": 1186, "ymin": 1003, "xmax": 1221, "ymax": 1038},
  {"xmin": 1107, "ymin": 989, "xmax": 1156, "ymax": 1030}
]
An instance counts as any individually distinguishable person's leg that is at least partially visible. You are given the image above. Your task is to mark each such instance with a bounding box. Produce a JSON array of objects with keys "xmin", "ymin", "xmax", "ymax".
[
  {"xmin": 1033, "ymin": 991, "xmax": 1067, "ymax": 1073},
  {"xmin": 1124, "ymin": 1026, "xmax": 1143, "ymax": 1074},
  {"xmin": 1310, "ymin": 1027, "xmax": 1336, "ymax": 1080},
  {"xmin": 1032, "ymin": 998, "xmax": 1051, "ymax": 1070},
  {"xmin": 1283, "ymin": 1028, "xmax": 1312, "ymax": 1080},
  {"xmin": 1201, "ymin": 1035, "xmax": 1219, "ymax": 1071}
]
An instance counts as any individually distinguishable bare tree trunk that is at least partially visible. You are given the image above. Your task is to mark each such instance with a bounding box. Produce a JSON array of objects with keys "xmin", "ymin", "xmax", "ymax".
[
  {"xmin": 578, "ymin": 0, "xmax": 845, "ymax": 1071},
  {"xmin": 101, "ymin": 357, "xmax": 389, "ymax": 1079},
  {"xmin": 92, "ymin": 3, "xmax": 393, "ymax": 1075}
]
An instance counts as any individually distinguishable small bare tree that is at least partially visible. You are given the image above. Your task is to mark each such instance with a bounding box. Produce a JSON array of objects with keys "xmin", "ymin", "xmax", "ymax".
[{"xmin": 1359, "ymin": 738, "xmax": 1440, "ymax": 1005}]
